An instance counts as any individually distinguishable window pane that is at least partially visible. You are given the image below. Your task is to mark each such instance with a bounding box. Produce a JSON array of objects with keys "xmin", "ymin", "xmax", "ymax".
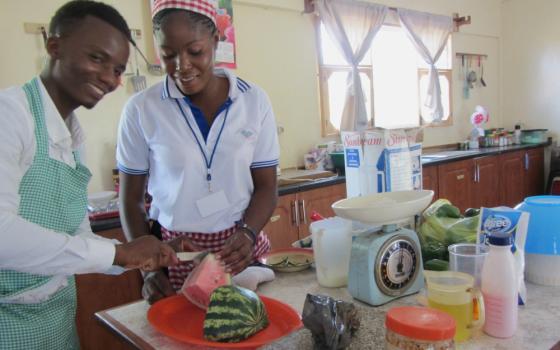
[
  {"xmin": 419, "ymin": 73, "xmax": 450, "ymax": 122},
  {"xmin": 327, "ymin": 71, "xmax": 348, "ymax": 128},
  {"xmin": 320, "ymin": 23, "xmax": 372, "ymax": 66},
  {"xmin": 360, "ymin": 72, "xmax": 372, "ymax": 124},
  {"xmin": 371, "ymin": 26, "xmax": 419, "ymax": 128},
  {"xmin": 417, "ymin": 38, "xmax": 452, "ymax": 69},
  {"xmin": 326, "ymin": 71, "xmax": 372, "ymax": 129},
  {"xmin": 320, "ymin": 24, "xmax": 347, "ymax": 65}
]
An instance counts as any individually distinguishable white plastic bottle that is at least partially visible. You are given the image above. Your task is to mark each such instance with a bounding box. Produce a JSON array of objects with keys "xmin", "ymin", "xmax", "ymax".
[{"xmin": 481, "ymin": 233, "xmax": 518, "ymax": 338}]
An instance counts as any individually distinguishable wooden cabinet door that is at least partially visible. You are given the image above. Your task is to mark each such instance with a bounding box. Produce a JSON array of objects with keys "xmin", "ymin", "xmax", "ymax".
[
  {"xmin": 262, "ymin": 194, "xmax": 299, "ymax": 250},
  {"xmin": 473, "ymin": 156, "xmax": 501, "ymax": 208},
  {"xmin": 500, "ymin": 151, "xmax": 526, "ymax": 207},
  {"xmin": 296, "ymin": 183, "xmax": 347, "ymax": 238},
  {"xmin": 437, "ymin": 160, "xmax": 474, "ymax": 212},
  {"xmin": 525, "ymin": 148, "xmax": 545, "ymax": 197},
  {"xmin": 422, "ymin": 165, "xmax": 439, "ymax": 201},
  {"xmin": 75, "ymin": 228, "xmax": 143, "ymax": 350}
]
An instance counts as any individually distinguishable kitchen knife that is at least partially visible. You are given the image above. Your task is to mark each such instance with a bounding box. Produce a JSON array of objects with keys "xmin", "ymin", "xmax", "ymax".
[{"xmin": 177, "ymin": 251, "xmax": 209, "ymax": 262}]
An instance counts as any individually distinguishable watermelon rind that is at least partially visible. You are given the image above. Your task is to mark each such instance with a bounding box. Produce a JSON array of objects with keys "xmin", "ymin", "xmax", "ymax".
[{"xmin": 203, "ymin": 285, "xmax": 270, "ymax": 342}]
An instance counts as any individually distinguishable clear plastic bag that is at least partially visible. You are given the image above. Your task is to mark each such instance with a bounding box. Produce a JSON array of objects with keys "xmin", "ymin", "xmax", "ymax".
[{"xmin": 419, "ymin": 199, "xmax": 480, "ymax": 266}]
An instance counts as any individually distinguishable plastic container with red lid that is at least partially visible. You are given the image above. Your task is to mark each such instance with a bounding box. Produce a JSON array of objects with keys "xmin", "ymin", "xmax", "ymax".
[{"xmin": 385, "ymin": 306, "xmax": 456, "ymax": 350}]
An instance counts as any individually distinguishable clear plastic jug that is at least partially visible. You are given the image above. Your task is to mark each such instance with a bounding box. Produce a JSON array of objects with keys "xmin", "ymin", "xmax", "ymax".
[
  {"xmin": 309, "ymin": 217, "xmax": 353, "ymax": 287},
  {"xmin": 424, "ymin": 270, "xmax": 485, "ymax": 342}
]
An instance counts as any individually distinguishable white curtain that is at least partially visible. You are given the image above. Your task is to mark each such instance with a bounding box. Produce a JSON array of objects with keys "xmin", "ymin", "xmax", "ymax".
[
  {"xmin": 397, "ymin": 8, "xmax": 453, "ymax": 123},
  {"xmin": 316, "ymin": 0, "xmax": 387, "ymax": 131}
]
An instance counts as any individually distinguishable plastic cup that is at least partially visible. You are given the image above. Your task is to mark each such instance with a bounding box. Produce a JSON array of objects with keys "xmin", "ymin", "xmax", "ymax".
[
  {"xmin": 448, "ymin": 243, "xmax": 489, "ymax": 287},
  {"xmin": 309, "ymin": 217, "xmax": 353, "ymax": 287}
]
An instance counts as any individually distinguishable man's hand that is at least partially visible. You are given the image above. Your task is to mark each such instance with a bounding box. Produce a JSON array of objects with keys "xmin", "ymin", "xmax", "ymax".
[{"xmin": 114, "ymin": 235, "xmax": 178, "ymax": 271}]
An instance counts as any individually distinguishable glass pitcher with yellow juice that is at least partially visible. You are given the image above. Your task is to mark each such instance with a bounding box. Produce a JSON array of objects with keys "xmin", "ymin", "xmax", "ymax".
[{"xmin": 424, "ymin": 271, "xmax": 485, "ymax": 342}]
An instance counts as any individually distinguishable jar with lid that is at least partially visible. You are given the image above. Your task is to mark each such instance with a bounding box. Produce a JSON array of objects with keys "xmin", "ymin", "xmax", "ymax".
[{"xmin": 385, "ymin": 306, "xmax": 456, "ymax": 350}]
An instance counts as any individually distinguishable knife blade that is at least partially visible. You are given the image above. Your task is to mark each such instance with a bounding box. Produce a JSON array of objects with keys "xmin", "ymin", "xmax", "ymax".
[{"xmin": 176, "ymin": 251, "xmax": 209, "ymax": 262}]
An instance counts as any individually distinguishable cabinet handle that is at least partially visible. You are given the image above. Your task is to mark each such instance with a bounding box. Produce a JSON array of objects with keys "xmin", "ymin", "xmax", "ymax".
[
  {"xmin": 477, "ymin": 164, "xmax": 480, "ymax": 183},
  {"xmin": 473, "ymin": 164, "xmax": 478, "ymax": 183},
  {"xmin": 299, "ymin": 199, "xmax": 307, "ymax": 225},
  {"xmin": 270, "ymin": 214, "xmax": 280, "ymax": 223},
  {"xmin": 291, "ymin": 200, "xmax": 299, "ymax": 227},
  {"xmin": 457, "ymin": 174, "xmax": 465, "ymax": 180},
  {"xmin": 525, "ymin": 152, "xmax": 529, "ymax": 170}
]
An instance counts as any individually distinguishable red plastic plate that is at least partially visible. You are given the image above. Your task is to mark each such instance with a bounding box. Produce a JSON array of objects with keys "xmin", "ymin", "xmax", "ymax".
[{"xmin": 147, "ymin": 294, "xmax": 302, "ymax": 349}]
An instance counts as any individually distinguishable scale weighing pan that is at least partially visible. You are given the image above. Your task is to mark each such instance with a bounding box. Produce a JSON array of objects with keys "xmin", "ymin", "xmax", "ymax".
[
  {"xmin": 331, "ymin": 190, "xmax": 434, "ymax": 306},
  {"xmin": 332, "ymin": 190, "xmax": 434, "ymax": 225}
]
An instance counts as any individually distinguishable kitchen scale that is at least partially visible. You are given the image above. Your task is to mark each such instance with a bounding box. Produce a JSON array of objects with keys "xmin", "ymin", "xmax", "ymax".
[{"xmin": 332, "ymin": 190, "xmax": 434, "ymax": 306}]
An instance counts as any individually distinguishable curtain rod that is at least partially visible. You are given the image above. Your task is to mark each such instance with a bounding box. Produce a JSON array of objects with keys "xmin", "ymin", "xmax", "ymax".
[{"xmin": 304, "ymin": 1, "xmax": 471, "ymax": 31}]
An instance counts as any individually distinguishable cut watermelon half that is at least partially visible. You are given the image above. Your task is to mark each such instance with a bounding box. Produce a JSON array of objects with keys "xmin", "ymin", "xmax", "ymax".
[{"xmin": 181, "ymin": 253, "xmax": 232, "ymax": 310}]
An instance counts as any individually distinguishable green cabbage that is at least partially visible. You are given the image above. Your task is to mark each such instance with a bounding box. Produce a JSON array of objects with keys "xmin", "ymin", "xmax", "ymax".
[{"xmin": 418, "ymin": 199, "xmax": 480, "ymax": 262}]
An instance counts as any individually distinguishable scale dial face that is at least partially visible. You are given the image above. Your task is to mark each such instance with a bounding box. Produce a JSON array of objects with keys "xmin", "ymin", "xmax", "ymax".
[{"xmin": 374, "ymin": 235, "xmax": 420, "ymax": 297}]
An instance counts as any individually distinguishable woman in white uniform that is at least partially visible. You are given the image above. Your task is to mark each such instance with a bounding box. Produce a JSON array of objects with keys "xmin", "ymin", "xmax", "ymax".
[
  {"xmin": 117, "ymin": 0, "xmax": 279, "ymax": 303},
  {"xmin": 0, "ymin": 2, "xmax": 180, "ymax": 348}
]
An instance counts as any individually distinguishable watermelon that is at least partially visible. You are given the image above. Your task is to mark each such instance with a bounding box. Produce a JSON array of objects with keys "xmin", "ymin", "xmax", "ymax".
[
  {"xmin": 203, "ymin": 285, "xmax": 269, "ymax": 342},
  {"xmin": 181, "ymin": 253, "xmax": 231, "ymax": 309}
]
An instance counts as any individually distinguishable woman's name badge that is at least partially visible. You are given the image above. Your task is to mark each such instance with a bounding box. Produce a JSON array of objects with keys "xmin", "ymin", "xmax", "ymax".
[{"xmin": 196, "ymin": 190, "xmax": 230, "ymax": 218}]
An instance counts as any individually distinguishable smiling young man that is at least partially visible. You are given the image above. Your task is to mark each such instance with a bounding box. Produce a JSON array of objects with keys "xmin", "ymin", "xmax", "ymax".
[{"xmin": 0, "ymin": 1, "xmax": 180, "ymax": 349}]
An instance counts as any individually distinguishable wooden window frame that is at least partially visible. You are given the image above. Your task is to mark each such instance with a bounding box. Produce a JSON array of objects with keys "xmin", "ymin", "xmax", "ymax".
[{"xmin": 314, "ymin": 17, "xmax": 453, "ymax": 136}]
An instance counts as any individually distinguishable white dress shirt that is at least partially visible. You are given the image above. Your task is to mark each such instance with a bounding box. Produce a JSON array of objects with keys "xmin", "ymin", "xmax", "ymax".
[{"xmin": 0, "ymin": 78, "xmax": 121, "ymax": 303}]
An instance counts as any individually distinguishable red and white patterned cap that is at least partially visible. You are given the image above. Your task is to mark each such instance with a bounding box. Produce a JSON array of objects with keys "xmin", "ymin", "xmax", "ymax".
[{"xmin": 151, "ymin": 0, "xmax": 218, "ymax": 26}]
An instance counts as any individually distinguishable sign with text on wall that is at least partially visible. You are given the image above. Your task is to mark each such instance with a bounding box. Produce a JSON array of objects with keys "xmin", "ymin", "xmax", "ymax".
[{"xmin": 149, "ymin": 0, "xmax": 237, "ymax": 69}]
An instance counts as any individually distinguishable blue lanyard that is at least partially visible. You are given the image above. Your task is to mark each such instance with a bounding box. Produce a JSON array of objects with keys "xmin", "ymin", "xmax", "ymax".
[{"xmin": 174, "ymin": 98, "xmax": 231, "ymax": 192}]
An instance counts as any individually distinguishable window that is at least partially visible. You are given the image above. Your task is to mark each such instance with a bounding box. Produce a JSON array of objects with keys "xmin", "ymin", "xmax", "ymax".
[{"xmin": 316, "ymin": 20, "xmax": 452, "ymax": 135}]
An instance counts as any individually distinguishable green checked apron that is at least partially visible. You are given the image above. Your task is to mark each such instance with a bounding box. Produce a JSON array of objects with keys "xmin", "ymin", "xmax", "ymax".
[{"xmin": 0, "ymin": 78, "xmax": 91, "ymax": 349}]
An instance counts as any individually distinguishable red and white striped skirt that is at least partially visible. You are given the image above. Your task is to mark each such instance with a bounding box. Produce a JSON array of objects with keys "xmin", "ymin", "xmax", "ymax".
[{"xmin": 161, "ymin": 226, "xmax": 271, "ymax": 291}]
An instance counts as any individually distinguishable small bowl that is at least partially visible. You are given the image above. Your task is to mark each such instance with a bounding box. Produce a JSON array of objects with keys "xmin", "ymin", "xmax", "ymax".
[{"xmin": 258, "ymin": 248, "xmax": 314, "ymax": 272}]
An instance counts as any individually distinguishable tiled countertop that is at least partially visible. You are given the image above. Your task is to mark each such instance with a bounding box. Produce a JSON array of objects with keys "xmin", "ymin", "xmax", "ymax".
[{"xmin": 96, "ymin": 268, "xmax": 560, "ymax": 350}]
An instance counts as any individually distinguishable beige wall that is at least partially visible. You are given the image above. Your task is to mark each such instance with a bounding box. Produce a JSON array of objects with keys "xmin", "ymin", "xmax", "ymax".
[
  {"xmin": 501, "ymin": 0, "xmax": 560, "ymax": 140},
  {"xmin": 0, "ymin": 0, "xmax": 503, "ymax": 192}
]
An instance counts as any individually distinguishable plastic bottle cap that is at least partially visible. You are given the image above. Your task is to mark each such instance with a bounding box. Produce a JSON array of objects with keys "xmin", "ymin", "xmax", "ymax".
[
  {"xmin": 385, "ymin": 306, "xmax": 456, "ymax": 341},
  {"xmin": 488, "ymin": 232, "xmax": 513, "ymax": 246}
]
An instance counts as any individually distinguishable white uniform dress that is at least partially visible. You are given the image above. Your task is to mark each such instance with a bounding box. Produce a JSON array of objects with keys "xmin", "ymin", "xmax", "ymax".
[{"xmin": 117, "ymin": 68, "xmax": 279, "ymax": 288}]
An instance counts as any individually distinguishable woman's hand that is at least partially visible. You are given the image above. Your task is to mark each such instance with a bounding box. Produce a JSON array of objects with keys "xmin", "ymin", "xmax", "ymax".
[
  {"xmin": 114, "ymin": 235, "xmax": 178, "ymax": 271},
  {"xmin": 217, "ymin": 230, "xmax": 255, "ymax": 274},
  {"xmin": 142, "ymin": 270, "xmax": 175, "ymax": 304}
]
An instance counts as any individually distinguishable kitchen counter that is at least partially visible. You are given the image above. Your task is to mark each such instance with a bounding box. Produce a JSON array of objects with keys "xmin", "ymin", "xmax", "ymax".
[
  {"xmin": 421, "ymin": 142, "xmax": 549, "ymax": 166},
  {"xmin": 91, "ymin": 143, "xmax": 549, "ymax": 233},
  {"xmin": 90, "ymin": 175, "xmax": 346, "ymax": 233},
  {"xmin": 96, "ymin": 268, "xmax": 560, "ymax": 350}
]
